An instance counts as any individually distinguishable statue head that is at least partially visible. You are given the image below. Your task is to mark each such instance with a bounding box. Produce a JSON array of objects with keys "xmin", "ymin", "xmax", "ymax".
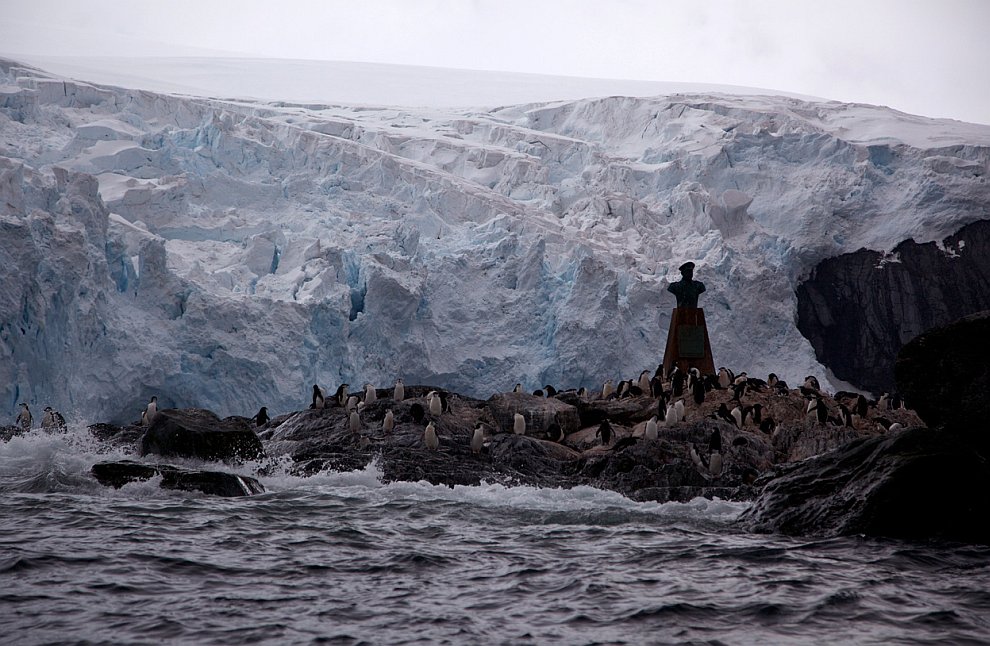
[{"xmin": 678, "ymin": 261, "xmax": 695, "ymax": 280}]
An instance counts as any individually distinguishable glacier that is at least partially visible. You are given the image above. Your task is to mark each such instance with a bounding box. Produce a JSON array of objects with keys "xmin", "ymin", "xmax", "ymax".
[{"xmin": 1, "ymin": 57, "xmax": 989, "ymax": 424}]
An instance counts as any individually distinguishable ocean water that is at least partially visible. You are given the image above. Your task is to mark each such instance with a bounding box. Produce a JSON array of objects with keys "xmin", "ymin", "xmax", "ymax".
[{"xmin": 2, "ymin": 427, "xmax": 989, "ymax": 645}]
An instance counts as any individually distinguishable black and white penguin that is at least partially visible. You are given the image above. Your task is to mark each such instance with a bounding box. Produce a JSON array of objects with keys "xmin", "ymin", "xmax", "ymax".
[
  {"xmin": 890, "ymin": 392, "xmax": 904, "ymax": 410},
  {"xmin": 838, "ymin": 403, "xmax": 853, "ymax": 427},
  {"xmin": 16, "ymin": 403, "xmax": 31, "ymax": 431},
  {"xmin": 644, "ymin": 415, "xmax": 658, "ymax": 441},
  {"xmin": 731, "ymin": 382, "xmax": 746, "ymax": 402},
  {"xmin": 664, "ymin": 401, "xmax": 679, "ymax": 426},
  {"xmin": 254, "ymin": 407, "xmax": 270, "ymax": 427},
  {"xmin": 597, "ymin": 419, "xmax": 613, "ymax": 446},
  {"xmin": 546, "ymin": 422, "xmax": 563, "ymax": 443},
  {"xmin": 750, "ymin": 403, "xmax": 763, "ymax": 426},
  {"xmin": 855, "ymin": 394, "xmax": 869, "ymax": 418},
  {"xmin": 383, "ymin": 410, "xmax": 395, "ymax": 434},
  {"xmin": 424, "ymin": 422, "xmax": 439, "ymax": 450},
  {"xmin": 767, "ymin": 373, "xmax": 779, "ymax": 388},
  {"xmin": 650, "ymin": 375, "xmax": 665, "ymax": 399},
  {"xmin": 393, "ymin": 379, "xmax": 405, "ymax": 402},
  {"xmin": 674, "ymin": 399, "xmax": 685, "ymax": 423},
  {"xmin": 349, "ymin": 410, "xmax": 361, "ymax": 434},
  {"xmin": 707, "ymin": 428, "xmax": 723, "ymax": 477},
  {"xmin": 715, "ymin": 403, "xmax": 736, "ymax": 427},
  {"xmin": 691, "ymin": 377, "xmax": 705, "ymax": 405},
  {"xmin": 311, "ymin": 385, "xmax": 325, "ymax": 410},
  {"xmin": 670, "ymin": 368, "xmax": 686, "ymax": 398},
  {"xmin": 544, "ymin": 385, "xmax": 558, "ymax": 397},
  {"xmin": 717, "ymin": 367, "xmax": 734, "ymax": 389},
  {"xmin": 513, "ymin": 383, "xmax": 523, "ymax": 394},
  {"xmin": 144, "ymin": 396, "xmax": 158, "ymax": 427},
  {"xmin": 427, "ymin": 391, "xmax": 442, "ymax": 416},
  {"xmin": 804, "ymin": 375, "xmax": 821, "ymax": 391},
  {"xmin": 616, "ymin": 380, "xmax": 631, "ymax": 398},
  {"xmin": 533, "ymin": 389, "xmax": 545, "ymax": 398},
  {"xmin": 513, "ymin": 413, "xmax": 526, "ymax": 435},
  {"xmin": 760, "ymin": 417, "xmax": 777, "ymax": 434},
  {"xmin": 438, "ymin": 391, "xmax": 451, "ymax": 413},
  {"xmin": 346, "ymin": 395, "xmax": 359, "ymax": 412},
  {"xmin": 655, "ymin": 390, "xmax": 669, "ymax": 418},
  {"xmin": 877, "ymin": 392, "xmax": 890, "ymax": 412},
  {"xmin": 364, "ymin": 383, "xmax": 377, "ymax": 404},
  {"xmin": 471, "ymin": 424, "xmax": 485, "ymax": 453},
  {"xmin": 602, "ymin": 379, "xmax": 615, "ymax": 400},
  {"xmin": 730, "ymin": 405, "xmax": 743, "ymax": 429},
  {"xmin": 807, "ymin": 395, "xmax": 828, "ymax": 425},
  {"xmin": 40, "ymin": 406, "xmax": 54, "ymax": 430},
  {"xmin": 638, "ymin": 370, "xmax": 652, "ymax": 394},
  {"xmin": 334, "ymin": 384, "xmax": 349, "ymax": 407},
  {"xmin": 577, "ymin": 387, "xmax": 588, "ymax": 399}
]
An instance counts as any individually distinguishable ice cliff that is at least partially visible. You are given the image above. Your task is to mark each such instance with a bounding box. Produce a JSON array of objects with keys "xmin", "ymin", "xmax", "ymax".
[{"xmin": 1, "ymin": 58, "xmax": 989, "ymax": 423}]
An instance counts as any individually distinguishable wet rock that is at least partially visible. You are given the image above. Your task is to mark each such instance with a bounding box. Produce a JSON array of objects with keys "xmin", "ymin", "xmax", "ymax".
[
  {"xmin": 1, "ymin": 424, "xmax": 27, "ymax": 442},
  {"xmin": 486, "ymin": 392, "xmax": 580, "ymax": 438},
  {"xmin": 140, "ymin": 408, "xmax": 265, "ymax": 463},
  {"xmin": 88, "ymin": 422, "xmax": 145, "ymax": 453},
  {"xmin": 737, "ymin": 427, "xmax": 990, "ymax": 544},
  {"xmin": 91, "ymin": 460, "xmax": 265, "ymax": 497}
]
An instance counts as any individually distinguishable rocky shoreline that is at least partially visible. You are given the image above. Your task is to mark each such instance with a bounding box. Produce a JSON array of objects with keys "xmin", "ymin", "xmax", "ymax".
[{"xmin": 21, "ymin": 312, "xmax": 990, "ymax": 544}]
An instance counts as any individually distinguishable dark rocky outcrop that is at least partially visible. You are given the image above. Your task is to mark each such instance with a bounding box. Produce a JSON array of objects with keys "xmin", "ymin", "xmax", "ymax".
[
  {"xmin": 91, "ymin": 460, "xmax": 265, "ymax": 497},
  {"xmin": 742, "ymin": 312, "xmax": 990, "ymax": 544},
  {"xmin": 895, "ymin": 309, "xmax": 990, "ymax": 452},
  {"xmin": 738, "ymin": 427, "xmax": 990, "ymax": 543},
  {"xmin": 797, "ymin": 219, "xmax": 990, "ymax": 394},
  {"xmin": 1, "ymin": 424, "xmax": 27, "ymax": 442},
  {"xmin": 141, "ymin": 408, "xmax": 265, "ymax": 463}
]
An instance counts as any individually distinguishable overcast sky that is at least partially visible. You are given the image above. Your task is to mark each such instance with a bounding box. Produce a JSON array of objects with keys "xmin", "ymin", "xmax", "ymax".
[{"xmin": 2, "ymin": 0, "xmax": 988, "ymax": 124}]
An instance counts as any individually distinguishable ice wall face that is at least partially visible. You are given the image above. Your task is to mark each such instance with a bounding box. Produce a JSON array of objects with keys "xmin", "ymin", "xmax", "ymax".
[{"xmin": 2, "ymin": 58, "xmax": 989, "ymax": 422}]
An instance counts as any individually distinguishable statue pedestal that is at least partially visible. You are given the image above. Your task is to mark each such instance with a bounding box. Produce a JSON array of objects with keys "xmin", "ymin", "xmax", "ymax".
[{"xmin": 662, "ymin": 307, "xmax": 716, "ymax": 378}]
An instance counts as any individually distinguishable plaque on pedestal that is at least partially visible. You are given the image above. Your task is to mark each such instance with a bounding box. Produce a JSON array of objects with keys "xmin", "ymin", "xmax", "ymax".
[{"xmin": 662, "ymin": 307, "xmax": 715, "ymax": 378}]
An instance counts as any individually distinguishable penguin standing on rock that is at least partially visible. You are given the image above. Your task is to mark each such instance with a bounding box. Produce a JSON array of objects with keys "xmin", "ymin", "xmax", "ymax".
[
  {"xmin": 42, "ymin": 407, "xmax": 67, "ymax": 432},
  {"xmin": 383, "ymin": 410, "xmax": 395, "ymax": 433},
  {"xmin": 471, "ymin": 424, "xmax": 485, "ymax": 454},
  {"xmin": 16, "ymin": 403, "xmax": 32, "ymax": 431},
  {"xmin": 513, "ymin": 413, "xmax": 526, "ymax": 435},
  {"xmin": 254, "ymin": 407, "xmax": 270, "ymax": 427},
  {"xmin": 428, "ymin": 391, "xmax": 443, "ymax": 416},
  {"xmin": 144, "ymin": 397, "xmax": 158, "ymax": 427},
  {"xmin": 364, "ymin": 383, "xmax": 377, "ymax": 404},
  {"xmin": 311, "ymin": 385, "xmax": 325, "ymax": 410},
  {"xmin": 544, "ymin": 385, "xmax": 558, "ymax": 397},
  {"xmin": 597, "ymin": 419, "xmax": 613, "ymax": 446},
  {"xmin": 644, "ymin": 415, "xmax": 658, "ymax": 441},
  {"xmin": 424, "ymin": 422, "xmax": 439, "ymax": 450},
  {"xmin": 349, "ymin": 410, "xmax": 361, "ymax": 434},
  {"xmin": 393, "ymin": 379, "xmax": 405, "ymax": 402},
  {"xmin": 334, "ymin": 384, "xmax": 349, "ymax": 407},
  {"xmin": 601, "ymin": 379, "xmax": 615, "ymax": 400},
  {"xmin": 638, "ymin": 370, "xmax": 652, "ymax": 394},
  {"xmin": 689, "ymin": 428, "xmax": 723, "ymax": 477}
]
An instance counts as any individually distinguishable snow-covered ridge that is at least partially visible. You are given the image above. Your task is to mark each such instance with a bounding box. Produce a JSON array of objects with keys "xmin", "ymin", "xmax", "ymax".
[{"xmin": 1, "ymin": 57, "xmax": 988, "ymax": 422}]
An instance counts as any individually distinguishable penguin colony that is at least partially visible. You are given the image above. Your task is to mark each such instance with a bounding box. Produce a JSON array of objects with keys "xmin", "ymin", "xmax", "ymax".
[{"xmin": 10, "ymin": 367, "xmax": 913, "ymax": 480}]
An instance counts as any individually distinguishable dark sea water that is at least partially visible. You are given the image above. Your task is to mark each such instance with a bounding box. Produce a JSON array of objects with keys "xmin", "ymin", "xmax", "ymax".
[{"xmin": 2, "ymin": 427, "xmax": 989, "ymax": 645}]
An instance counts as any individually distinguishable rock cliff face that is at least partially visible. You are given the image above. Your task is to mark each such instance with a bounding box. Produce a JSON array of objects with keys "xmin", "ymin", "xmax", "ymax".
[{"xmin": 797, "ymin": 219, "xmax": 990, "ymax": 395}]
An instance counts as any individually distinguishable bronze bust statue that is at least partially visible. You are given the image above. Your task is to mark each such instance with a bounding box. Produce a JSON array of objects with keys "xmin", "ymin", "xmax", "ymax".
[{"xmin": 668, "ymin": 262, "xmax": 706, "ymax": 308}]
